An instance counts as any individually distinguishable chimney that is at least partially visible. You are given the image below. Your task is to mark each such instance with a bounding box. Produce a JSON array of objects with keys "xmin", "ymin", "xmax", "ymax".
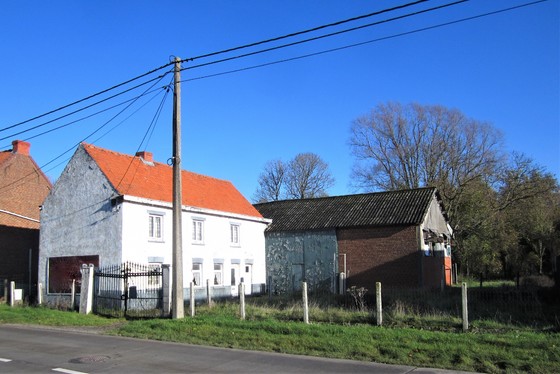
[
  {"xmin": 135, "ymin": 151, "xmax": 153, "ymax": 163},
  {"xmin": 12, "ymin": 140, "xmax": 31, "ymax": 156}
]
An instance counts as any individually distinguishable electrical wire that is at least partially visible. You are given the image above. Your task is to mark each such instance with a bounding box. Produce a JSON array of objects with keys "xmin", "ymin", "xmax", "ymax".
[
  {"xmin": 179, "ymin": 0, "xmax": 469, "ymax": 73},
  {"xmin": 180, "ymin": 0, "xmax": 550, "ymax": 85},
  {"xmin": 0, "ymin": 0, "xmax": 430, "ymax": 134}
]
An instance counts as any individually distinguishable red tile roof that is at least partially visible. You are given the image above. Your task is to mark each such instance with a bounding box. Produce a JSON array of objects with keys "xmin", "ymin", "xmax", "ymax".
[
  {"xmin": 0, "ymin": 141, "xmax": 52, "ymax": 229},
  {"xmin": 82, "ymin": 143, "xmax": 263, "ymax": 219}
]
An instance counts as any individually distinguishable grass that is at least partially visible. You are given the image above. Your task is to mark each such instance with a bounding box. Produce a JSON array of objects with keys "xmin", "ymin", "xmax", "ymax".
[{"xmin": 2, "ymin": 301, "xmax": 558, "ymax": 373}]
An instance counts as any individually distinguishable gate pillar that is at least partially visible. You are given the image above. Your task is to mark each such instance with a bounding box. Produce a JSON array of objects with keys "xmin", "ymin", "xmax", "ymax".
[{"xmin": 79, "ymin": 264, "xmax": 95, "ymax": 314}]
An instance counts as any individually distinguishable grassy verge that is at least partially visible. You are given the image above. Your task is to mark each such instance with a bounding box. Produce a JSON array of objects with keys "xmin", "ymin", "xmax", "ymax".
[{"xmin": 1, "ymin": 302, "xmax": 558, "ymax": 373}]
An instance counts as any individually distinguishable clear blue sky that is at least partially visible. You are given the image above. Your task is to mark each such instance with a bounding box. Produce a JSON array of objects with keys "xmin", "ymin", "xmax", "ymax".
[{"xmin": 1, "ymin": 0, "xmax": 558, "ymax": 200}]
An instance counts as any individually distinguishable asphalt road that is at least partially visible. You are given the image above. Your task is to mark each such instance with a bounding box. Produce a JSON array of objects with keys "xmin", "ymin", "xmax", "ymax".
[{"xmin": 0, "ymin": 325, "xmax": 473, "ymax": 373}]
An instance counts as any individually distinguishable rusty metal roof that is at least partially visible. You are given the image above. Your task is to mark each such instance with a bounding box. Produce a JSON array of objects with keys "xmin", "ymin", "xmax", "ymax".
[{"xmin": 254, "ymin": 187, "xmax": 438, "ymax": 232}]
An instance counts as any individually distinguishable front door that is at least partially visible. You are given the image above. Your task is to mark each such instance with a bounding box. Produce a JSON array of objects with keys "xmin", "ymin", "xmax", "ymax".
[
  {"xmin": 243, "ymin": 264, "xmax": 252, "ymax": 295},
  {"xmin": 230, "ymin": 264, "xmax": 240, "ymax": 296}
]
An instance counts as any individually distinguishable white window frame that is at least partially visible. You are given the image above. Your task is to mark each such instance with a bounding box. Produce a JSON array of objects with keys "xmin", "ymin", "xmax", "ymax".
[
  {"xmin": 148, "ymin": 212, "xmax": 164, "ymax": 242},
  {"xmin": 192, "ymin": 262, "xmax": 203, "ymax": 287},
  {"xmin": 192, "ymin": 218, "xmax": 204, "ymax": 244},
  {"xmin": 230, "ymin": 223, "xmax": 240, "ymax": 246},
  {"xmin": 213, "ymin": 263, "xmax": 223, "ymax": 286},
  {"xmin": 148, "ymin": 263, "xmax": 162, "ymax": 287}
]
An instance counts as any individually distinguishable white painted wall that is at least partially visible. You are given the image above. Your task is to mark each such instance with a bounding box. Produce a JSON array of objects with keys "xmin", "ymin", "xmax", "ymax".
[{"xmin": 120, "ymin": 197, "xmax": 268, "ymax": 292}]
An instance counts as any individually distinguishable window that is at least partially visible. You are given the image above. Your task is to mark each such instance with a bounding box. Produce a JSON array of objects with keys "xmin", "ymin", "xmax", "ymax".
[
  {"xmin": 192, "ymin": 219, "xmax": 204, "ymax": 244},
  {"xmin": 213, "ymin": 263, "xmax": 223, "ymax": 285},
  {"xmin": 149, "ymin": 213, "xmax": 163, "ymax": 241},
  {"xmin": 230, "ymin": 224, "xmax": 240, "ymax": 245},
  {"xmin": 192, "ymin": 263, "xmax": 202, "ymax": 286}
]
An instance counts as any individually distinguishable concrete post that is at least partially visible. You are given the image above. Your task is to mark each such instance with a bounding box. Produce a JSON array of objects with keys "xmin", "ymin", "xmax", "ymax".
[
  {"xmin": 79, "ymin": 264, "xmax": 94, "ymax": 314},
  {"xmin": 376, "ymin": 282, "xmax": 383, "ymax": 326},
  {"xmin": 71, "ymin": 279, "xmax": 76, "ymax": 310},
  {"xmin": 302, "ymin": 282, "xmax": 309, "ymax": 324},
  {"xmin": 338, "ymin": 272, "xmax": 346, "ymax": 295},
  {"xmin": 239, "ymin": 283, "xmax": 245, "ymax": 320},
  {"xmin": 9, "ymin": 281, "xmax": 15, "ymax": 307},
  {"xmin": 462, "ymin": 282, "xmax": 469, "ymax": 332},
  {"xmin": 37, "ymin": 283, "xmax": 43, "ymax": 305},
  {"xmin": 206, "ymin": 279, "xmax": 212, "ymax": 307},
  {"xmin": 189, "ymin": 282, "xmax": 195, "ymax": 317},
  {"xmin": 162, "ymin": 265, "xmax": 171, "ymax": 317}
]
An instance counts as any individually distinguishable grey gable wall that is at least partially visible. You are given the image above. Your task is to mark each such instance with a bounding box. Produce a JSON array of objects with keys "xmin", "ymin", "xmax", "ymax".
[
  {"xmin": 39, "ymin": 145, "xmax": 123, "ymax": 301},
  {"xmin": 266, "ymin": 230, "xmax": 338, "ymax": 295}
]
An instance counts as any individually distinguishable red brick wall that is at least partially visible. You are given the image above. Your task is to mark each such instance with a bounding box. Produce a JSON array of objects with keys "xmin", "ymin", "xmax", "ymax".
[
  {"xmin": 0, "ymin": 225, "xmax": 39, "ymax": 286},
  {"xmin": 336, "ymin": 225, "xmax": 421, "ymax": 288}
]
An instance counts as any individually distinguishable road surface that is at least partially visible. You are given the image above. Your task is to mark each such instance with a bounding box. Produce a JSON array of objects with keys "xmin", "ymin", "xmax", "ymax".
[{"xmin": 0, "ymin": 325, "xmax": 473, "ymax": 373}]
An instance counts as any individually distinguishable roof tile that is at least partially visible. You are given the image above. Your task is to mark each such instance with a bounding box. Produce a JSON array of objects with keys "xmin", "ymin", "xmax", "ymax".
[{"xmin": 83, "ymin": 143, "xmax": 262, "ymax": 218}]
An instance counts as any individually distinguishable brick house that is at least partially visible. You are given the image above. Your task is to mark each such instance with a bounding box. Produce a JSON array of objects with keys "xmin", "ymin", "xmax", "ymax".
[
  {"xmin": 254, "ymin": 187, "xmax": 453, "ymax": 293},
  {"xmin": 39, "ymin": 143, "xmax": 269, "ymax": 304},
  {"xmin": 0, "ymin": 140, "xmax": 52, "ymax": 300}
]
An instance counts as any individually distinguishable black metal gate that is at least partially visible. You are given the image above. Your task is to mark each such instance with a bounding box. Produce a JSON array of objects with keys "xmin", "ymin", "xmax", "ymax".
[{"xmin": 93, "ymin": 262, "xmax": 165, "ymax": 318}]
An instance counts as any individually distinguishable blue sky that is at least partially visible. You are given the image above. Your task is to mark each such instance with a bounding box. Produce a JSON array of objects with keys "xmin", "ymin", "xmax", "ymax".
[{"xmin": 1, "ymin": 0, "xmax": 558, "ymax": 200}]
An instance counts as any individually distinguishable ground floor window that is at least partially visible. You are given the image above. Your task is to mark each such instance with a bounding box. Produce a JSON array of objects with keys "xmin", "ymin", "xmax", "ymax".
[
  {"xmin": 192, "ymin": 262, "xmax": 202, "ymax": 286},
  {"xmin": 214, "ymin": 263, "xmax": 223, "ymax": 285}
]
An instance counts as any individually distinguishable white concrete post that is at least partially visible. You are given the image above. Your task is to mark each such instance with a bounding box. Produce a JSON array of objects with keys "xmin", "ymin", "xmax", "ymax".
[
  {"xmin": 71, "ymin": 279, "xmax": 76, "ymax": 310},
  {"xmin": 189, "ymin": 282, "xmax": 195, "ymax": 317},
  {"xmin": 339, "ymin": 272, "xmax": 346, "ymax": 295},
  {"xmin": 462, "ymin": 282, "xmax": 469, "ymax": 332},
  {"xmin": 239, "ymin": 283, "xmax": 245, "ymax": 320},
  {"xmin": 302, "ymin": 282, "xmax": 309, "ymax": 324},
  {"xmin": 206, "ymin": 279, "xmax": 212, "ymax": 307},
  {"xmin": 9, "ymin": 281, "xmax": 15, "ymax": 307},
  {"xmin": 79, "ymin": 264, "xmax": 94, "ymax": 314},
  {"xmin": 37, "ymin": 283, "xmax": 43, "ymax": 305},
  {"xmin": 162, "ymin": 265, "xmax": 171, "ymax": 317},
  {"xmin": 376, "ymin": 282, "xmax": 383, "ymax": 326}
]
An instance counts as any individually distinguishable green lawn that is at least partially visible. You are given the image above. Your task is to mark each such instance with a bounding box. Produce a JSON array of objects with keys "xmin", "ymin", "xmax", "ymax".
[{"xmin": 1, "ymin": 302, "xmax": 558, "ymax": 373}]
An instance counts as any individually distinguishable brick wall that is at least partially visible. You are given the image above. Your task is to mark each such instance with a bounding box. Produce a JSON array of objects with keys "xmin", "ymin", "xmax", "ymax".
[
  {"xmin": 336, "ymin": 225, "xmax": 421, "ymax": 288},
  {"xmin": 0, "ymin": 225, "xmax": 39, "ymax": 290}
]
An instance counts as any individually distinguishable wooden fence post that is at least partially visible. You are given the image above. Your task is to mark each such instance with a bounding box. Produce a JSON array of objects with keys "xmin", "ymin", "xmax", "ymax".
[
  {"xmin": 190, "ymin": 282, "xmax": 195, "ymax": 317},
  {"xmin": 376, "ymin": 282, "xmax": 382, "ymax": 326},
  {"xmin": 302, "ymin": 282, "xmax": 309, "ymax": 324},
  {"xmin": 462, "ymin": 282, "xmax": 469, "ymax": 332},
  {"xmin": 239, "ymin": 283, "xmax": 245, "ymax": 320}
]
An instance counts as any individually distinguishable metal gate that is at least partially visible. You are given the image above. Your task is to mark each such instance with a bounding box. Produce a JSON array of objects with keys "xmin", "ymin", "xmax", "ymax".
[{"xmin": 93, "ymin": 262, "xmax": 164, "ymax": 318}]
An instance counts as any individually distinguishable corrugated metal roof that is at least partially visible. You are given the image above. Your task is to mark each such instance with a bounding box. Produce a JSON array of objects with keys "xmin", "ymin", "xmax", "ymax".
[{"xmin": 254, "ymin": 187, "xmax": 437, "ymax": 232}]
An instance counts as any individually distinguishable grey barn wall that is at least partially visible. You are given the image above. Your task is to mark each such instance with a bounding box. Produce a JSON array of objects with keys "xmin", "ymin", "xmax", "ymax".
[
  {"xmin": 265, "ymin": 230, "xmax": 338, "ymax": 294},
  {"xmin": 39, "ymin": 146, "xmax": 122, "ymax": 303}
]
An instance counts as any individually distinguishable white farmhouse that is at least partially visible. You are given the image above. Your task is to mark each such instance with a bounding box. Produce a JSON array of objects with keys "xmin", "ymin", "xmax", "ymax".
[{"xmin": 39, "ymin": 143, "xmax": 269, "ymax": 304}]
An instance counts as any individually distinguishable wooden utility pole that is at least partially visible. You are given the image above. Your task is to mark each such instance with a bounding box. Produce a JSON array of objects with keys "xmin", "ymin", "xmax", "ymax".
[{"xmin": 172, "ymin": 57, "xmax": 184, "ymax": 319}]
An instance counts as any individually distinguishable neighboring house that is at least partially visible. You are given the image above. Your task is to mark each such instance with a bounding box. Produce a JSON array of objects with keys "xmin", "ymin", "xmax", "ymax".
[
  {"xmin": 39, "ymin": 143, "xmax": 269, "ymax": 304},
  {"xmin": 254, "ymin": 187, "xmax": 453, "ymax": 293},
  {"xmin": 0, "ymin": 140, "xmax": 52, "ymax": 300}
]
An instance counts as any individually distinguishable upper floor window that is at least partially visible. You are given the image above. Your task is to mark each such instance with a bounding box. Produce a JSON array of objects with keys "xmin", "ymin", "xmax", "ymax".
[
  {"xmin": 230, "ymin": 224, "xmax": 240, "ymax": 246},
  {"xmin": 192, "ymin": 219, "xmax": 204, "ymax": 244},
  {"xmin": 149, "ymin": 213, "xmax": 163, "ymax": 241}
]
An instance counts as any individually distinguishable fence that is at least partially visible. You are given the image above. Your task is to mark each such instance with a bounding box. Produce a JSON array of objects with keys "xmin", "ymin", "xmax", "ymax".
[{"xmin": 93, "ymin": 262, "xmax": 165, "ymax": 318}]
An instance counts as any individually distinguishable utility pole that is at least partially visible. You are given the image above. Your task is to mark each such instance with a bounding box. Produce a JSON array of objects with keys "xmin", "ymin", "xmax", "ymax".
[{"xmin": 172, "ymin": 57, "xmax": 184, "ymax": 319}]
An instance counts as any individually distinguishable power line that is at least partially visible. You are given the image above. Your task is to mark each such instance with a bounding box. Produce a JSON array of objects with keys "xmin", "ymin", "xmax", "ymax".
[
  {"xmin": 181, "ymin": 0, "xmax": 549, "ymax": 84},
  {"xmin": 0, "ymin": 0, "xmax": 429, "ymax": 134},
  {"xmin": 180, "ymin": 0, "xmax": 469, "ymax": 73},
  {"xmin": 180, "ymin": 0, "xmax": 431, "ymax": 64}
]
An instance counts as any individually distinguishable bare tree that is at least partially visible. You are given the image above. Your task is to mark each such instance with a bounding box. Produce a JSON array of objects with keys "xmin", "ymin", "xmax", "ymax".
[
  {"xmin": 253, "ymin": 159, "xmax": 286, "ymax": 203},
  {"xmin": 253, "ymin": 153, "xmax": 335, "ymax": 202},
  {"xmin": 349, "ymin": 102, "xmax": 504, "ymax": 225},
  {"xmin": 285, "ymin": 153, "xmax": 335, "ymax": 199}
]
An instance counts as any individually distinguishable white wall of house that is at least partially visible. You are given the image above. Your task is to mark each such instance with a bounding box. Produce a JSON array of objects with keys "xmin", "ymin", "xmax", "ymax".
[{"xmin": 119, "ymin": 197, "xmax": 268, "ymax": 295}]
